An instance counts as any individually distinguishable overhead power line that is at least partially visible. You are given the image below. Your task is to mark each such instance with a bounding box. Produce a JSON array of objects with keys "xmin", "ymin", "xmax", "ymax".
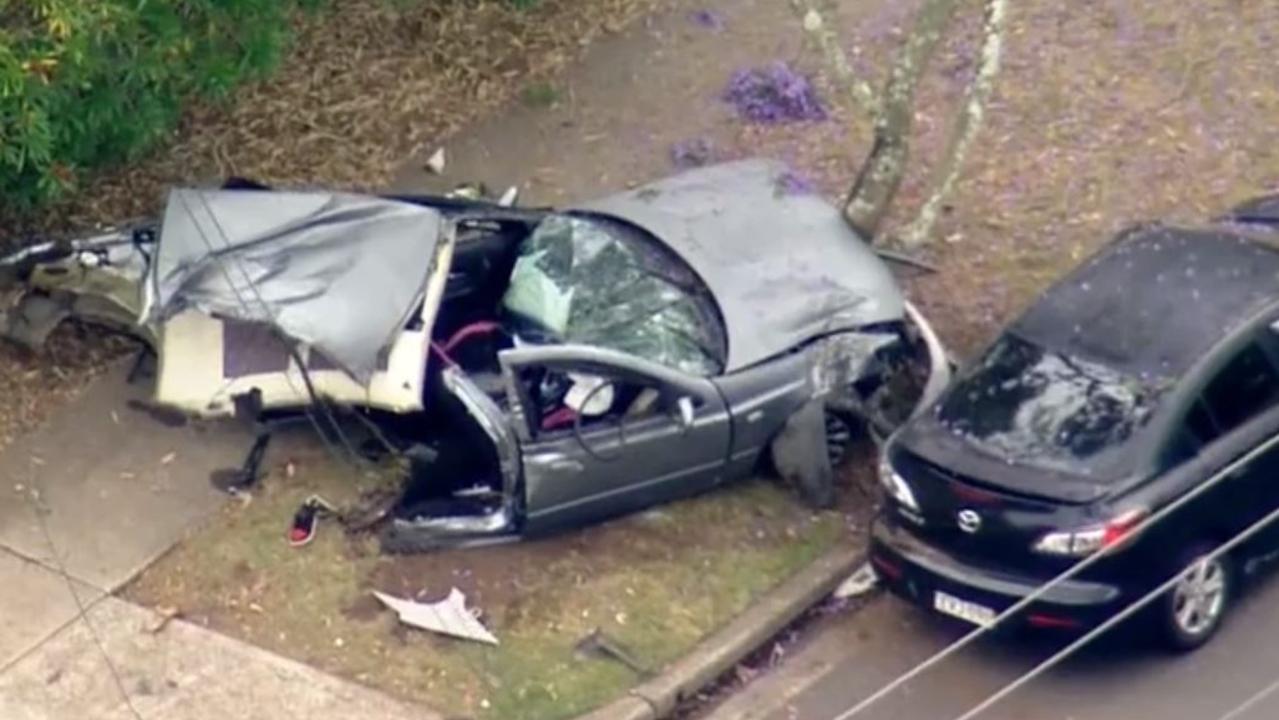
[
  {"xmin": 945, "ymin": 498, "xmax": 1279, "ymax": 720},
  {"xmin": 831, "ymin": 408, "xmax": 1279, "ymax": 720},
  {"xmin": 1214, "ymin": 674, "xmax": 1279, "ymax": 720}
]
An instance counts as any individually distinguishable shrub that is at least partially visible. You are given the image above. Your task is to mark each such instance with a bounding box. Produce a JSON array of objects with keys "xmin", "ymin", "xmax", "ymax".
[{"xmin": 0, "ymin": 0, "xmax": 321, "ymax": 208}]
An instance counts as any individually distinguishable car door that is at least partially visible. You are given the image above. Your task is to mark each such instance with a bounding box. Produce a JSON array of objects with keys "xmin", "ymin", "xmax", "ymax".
[
  {"xmin": 1169, "ymin": 335, "xmax": 1279, "ymax": 549},
  {"xmin": 499, "ymin": 344, "xmax": 732, "ymax": 536}
]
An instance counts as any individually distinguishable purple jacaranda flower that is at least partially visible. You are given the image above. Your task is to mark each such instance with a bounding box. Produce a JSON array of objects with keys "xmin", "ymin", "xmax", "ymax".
[{"xmin": 723, "ymin": 62, "xmax": 827, "ymax": 124}]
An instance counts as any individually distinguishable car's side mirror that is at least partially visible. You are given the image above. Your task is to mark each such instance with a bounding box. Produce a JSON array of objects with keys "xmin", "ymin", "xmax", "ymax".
[{"xmin": 675, "ymin": 396, "xmax": 695, "ymax": 431}]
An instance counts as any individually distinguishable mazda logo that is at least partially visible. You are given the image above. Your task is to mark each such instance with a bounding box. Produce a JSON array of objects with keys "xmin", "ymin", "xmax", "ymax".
[{"xmin": 957, "ymin": 509, "xmax": 982, "ymax": 534}]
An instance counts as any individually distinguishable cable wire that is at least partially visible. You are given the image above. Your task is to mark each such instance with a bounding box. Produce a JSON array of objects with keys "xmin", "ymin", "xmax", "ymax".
[
  {"xmin": 1214, "ymin": 674, "xmax": 1279, "ymax": 720},
  {"xmin": 171, "ymin": 190, "xmax": 365, "ymax": 467},
  {"xmin": 831, "ymin": 412, "xmax": 1279, "ymax": 720},
  {"xmin": 945, "ymin": 499, "xmax": 1279, "ymax": 720},
  {"xmin": 24, "ymin": 462, "xmax": 145, "ymax": 720}
]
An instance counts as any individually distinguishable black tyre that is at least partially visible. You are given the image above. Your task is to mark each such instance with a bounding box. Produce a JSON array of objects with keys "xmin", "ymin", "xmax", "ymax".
[
  {"xmin": 824, "ymin": 410, "xmax": 857, "ymax": 468},
  {"xmin": 1157, "ymin": 543, "xmax": 1233, "ymax": 652}
]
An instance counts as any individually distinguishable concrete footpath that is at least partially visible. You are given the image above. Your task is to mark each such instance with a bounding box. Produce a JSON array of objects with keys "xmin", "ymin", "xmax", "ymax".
[{"xmin": 0, "ymin": 364, "xmax": 434, "ymax": 720}]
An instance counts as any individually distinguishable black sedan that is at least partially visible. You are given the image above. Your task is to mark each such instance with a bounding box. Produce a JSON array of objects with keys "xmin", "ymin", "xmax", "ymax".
[{"xmin": 871, "ymin": 196, "xmax": 1279, "ymax": 650}]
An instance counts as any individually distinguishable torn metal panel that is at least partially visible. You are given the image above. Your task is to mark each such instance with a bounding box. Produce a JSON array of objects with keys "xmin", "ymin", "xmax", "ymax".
[
  {"xmin": 770, "ymin": 398, "xmax": 836, "ymax": 509},
  {"xmin": 380, "ymin": 366, "xmax": 520, "ymax": 554},
  {"xmin": 1, "ymin": 230, "xmax": 155, "ymax": 350},
  {"xmin": 904, "ymin": 300, "xmax": 954, "ymax": 416},
  {"xmin": 152, "ymin": 229, "xmax": 455, "ymax": 416},
  {"xmin": 576, "ymin": 159, "xmax": 905, "ymax": 371},
  {"xmin": 146, "ymin": 189, "xmax": 448, "ymax": 382},
  {"xmin": 808, "ymin": 331, "xmax": 900, "ymax": 399},
  {"xmin": 833, "ymin": 562, "xmax": 879, "ymax": 599},
  {"xmin": 441, "ymin": 366, "xmax": 521, "ymax": 509},
  {"xmin": 372, "ymin": 589, "xmax": 498, "ymax": 645}
]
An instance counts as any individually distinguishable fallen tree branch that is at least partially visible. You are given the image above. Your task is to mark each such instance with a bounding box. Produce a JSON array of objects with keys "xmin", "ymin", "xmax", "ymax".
[
  {"xmin": 875, "ymin": 248, "xmax": 940, "ymax": 274},
  {"xmin": 898, "ymin": 0, "xmax": 1008, "ymax": 249}
]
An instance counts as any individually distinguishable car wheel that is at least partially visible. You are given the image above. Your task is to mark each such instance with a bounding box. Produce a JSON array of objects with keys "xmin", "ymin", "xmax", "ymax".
[
  {"xmin": 824, "ymin": 411, "xmax": 856, "ymax": 468},
  {"xmin": 1158, "ymin": 543, "xmax": 1232, "ymax": 652}
]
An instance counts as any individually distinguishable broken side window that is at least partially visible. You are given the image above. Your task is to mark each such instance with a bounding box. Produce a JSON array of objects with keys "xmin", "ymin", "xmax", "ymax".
[
  {"xmin": 500, "ymin": 214, "xmax": 727, "ymax": 377},
  {"xmin": 521, "ymin": 366, "xmax": 667, "ymax": 439}
]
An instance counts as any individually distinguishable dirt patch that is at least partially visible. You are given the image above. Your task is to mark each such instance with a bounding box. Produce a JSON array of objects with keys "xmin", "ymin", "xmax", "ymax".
[
  {"xmin": 126, "ymin": 433, "xmax": 866, "ymax": 720},
  {"xmin": 0, "ymin": 321, "xmax": 138, "ymax": 451}
]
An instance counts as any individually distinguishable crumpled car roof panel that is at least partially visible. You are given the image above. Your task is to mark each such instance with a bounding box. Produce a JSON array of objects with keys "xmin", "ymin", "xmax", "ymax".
[
  {"xmin": 575, "ymin": 159, "xmax": 905, "ymax": 371},
  {"xmin": 147, "ymin": 188, "xmax": 446, "ymax": 381}
]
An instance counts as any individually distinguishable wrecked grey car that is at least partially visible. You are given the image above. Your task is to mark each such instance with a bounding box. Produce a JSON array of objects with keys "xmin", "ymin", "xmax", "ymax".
[{"xmin": 0, "ymin": 159, "xmax": 950, "ymax": 552}]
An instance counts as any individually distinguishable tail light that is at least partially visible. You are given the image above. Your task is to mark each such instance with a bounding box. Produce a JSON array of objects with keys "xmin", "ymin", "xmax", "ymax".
[
  {"xmin": 1027, "ymin": 613, "xmax": 1082, "ymax": 630},
  {"xmin": 1032, "ymin": 508, "xmax": 1148, "ymax": 558},
  {"xmin": 871, "ymin": 554, "xmax": 904, "ymax": 581}
]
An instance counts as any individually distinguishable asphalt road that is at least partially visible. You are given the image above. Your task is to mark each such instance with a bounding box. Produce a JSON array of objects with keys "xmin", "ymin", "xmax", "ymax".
[{"xmin": 706, "ymin": 569, "xmax": 1279, "ymax": 720}]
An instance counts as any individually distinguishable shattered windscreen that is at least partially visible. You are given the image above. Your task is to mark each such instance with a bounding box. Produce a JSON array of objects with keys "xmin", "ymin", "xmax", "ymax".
[
  {"xmin": 937, "ymin": 334, "xmax": 1168, "ymax": 477},
  {"xmin": 501, "ymin": 213, "xmax": 727, "ymax": 376}
]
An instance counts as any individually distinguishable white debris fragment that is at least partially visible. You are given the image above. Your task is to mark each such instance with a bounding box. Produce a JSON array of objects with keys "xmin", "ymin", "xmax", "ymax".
[
  {"xmin": 497, "ymin": 186, "xmax": 520, "ymax": 207},
  {"xmin": 425, "ymin": 147, "xmax": 447, "ymax": 175},
  {"xmin": 832, "ymin": 562, "xmax": 879, "ymax": 600},
  {"xmin": 373, "ymin": 588, "xmax": 498, "ymax": 646}
]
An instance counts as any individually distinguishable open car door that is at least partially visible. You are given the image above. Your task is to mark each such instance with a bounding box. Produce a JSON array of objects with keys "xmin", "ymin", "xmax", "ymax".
[{"xmin": 500, "ymin": 344, "xmax": 732, "ymax": 536}]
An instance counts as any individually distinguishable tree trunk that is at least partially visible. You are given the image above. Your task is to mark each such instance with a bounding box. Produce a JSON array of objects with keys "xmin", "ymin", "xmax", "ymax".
[
  {"xmin": 899, "ymin": 0, "xmax": 1009, "ymax": 249},
  {"xmin": 791, "ymin": 0, "xmax": 880, "ymax": 118},
  {"xmin": 842, "ymin": 0, "xmax": 961, "ymax": 240}
]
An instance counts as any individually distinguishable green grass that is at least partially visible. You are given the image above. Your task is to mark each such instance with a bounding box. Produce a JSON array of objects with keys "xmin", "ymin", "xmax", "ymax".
[
  {"xmin": 126, "ymin": 448, "xmax": 846, "ymax": 720},
  {"xmin": 521, "ymin": 81, "xmax": 562, "ymax": 108}
]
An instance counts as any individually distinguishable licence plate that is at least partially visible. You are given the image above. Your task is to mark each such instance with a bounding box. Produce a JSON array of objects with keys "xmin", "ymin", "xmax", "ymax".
[{"xmin": 933, "ymin": 591, "xmax": 996, "ymax": 627}]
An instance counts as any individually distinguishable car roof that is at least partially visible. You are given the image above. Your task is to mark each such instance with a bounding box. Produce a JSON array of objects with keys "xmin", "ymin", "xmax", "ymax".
[
  {"xmin": 573, "ymin": 159, "xmax": 904, "ymax": 372},
  {"xmin": 1012, "ymin": 223, "xmax": 1279, "ymax": 379}
]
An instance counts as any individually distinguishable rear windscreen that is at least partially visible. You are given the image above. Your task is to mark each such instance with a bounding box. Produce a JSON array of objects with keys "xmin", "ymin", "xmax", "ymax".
[{"xmin": 937, "ymin": 334, "xmax": 1168, "ymax": 477}]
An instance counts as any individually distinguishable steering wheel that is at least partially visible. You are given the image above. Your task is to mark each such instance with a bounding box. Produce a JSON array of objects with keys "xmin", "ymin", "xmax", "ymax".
[{"xmin": 571, "ymin": 379, "xmax": 629, "ymax": 462}]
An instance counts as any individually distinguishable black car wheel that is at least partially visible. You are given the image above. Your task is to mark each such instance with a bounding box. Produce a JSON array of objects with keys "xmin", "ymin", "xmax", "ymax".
[
  {"xmin": 1158, "ymin": 543, "xmax": 1232, "ymax": 652},
  {"xmin": 824, "ymin": 411, "xmax": 856, "ymax": 468}
]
